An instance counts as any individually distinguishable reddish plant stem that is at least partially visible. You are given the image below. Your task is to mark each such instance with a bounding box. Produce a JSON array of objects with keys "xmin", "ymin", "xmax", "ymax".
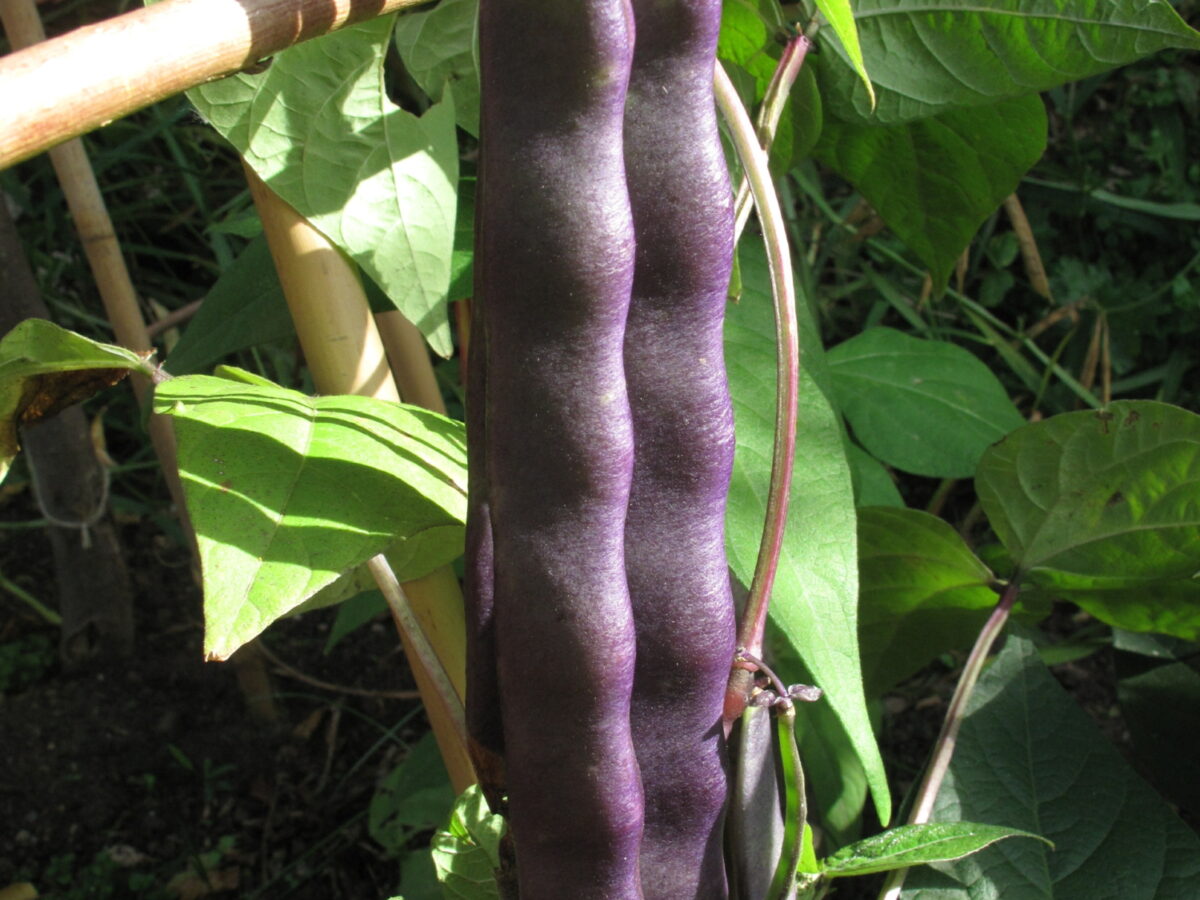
[
  {"xmin": 877, "ymin": 579, "xmax": 1022, "ymax": 900},
  {"xmin": 714, "ymin": 63, "xmax": 800, "ymax": 729},
  {"xmin": 733, "ymin": 31, "xmax": 812, "ymax": 242}
]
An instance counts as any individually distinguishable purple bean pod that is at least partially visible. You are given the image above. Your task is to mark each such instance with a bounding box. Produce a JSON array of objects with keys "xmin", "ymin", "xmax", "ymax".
[
  {"xmin": 623, "ymin": 1, "xmax": 737, "ymax": 896},
  {"xmin": 477, "ymin": 1, "xmax": 645, "ymax": 896}
]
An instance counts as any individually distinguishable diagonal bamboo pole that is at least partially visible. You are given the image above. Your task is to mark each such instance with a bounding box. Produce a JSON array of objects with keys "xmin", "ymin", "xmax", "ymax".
[
  {"xmin": 245, "ymin": 168, "xmax": 474, "ymax": 792},
  {"xmin": 0, "ymin": 0, "xmax": 429, "ymax": 171}
]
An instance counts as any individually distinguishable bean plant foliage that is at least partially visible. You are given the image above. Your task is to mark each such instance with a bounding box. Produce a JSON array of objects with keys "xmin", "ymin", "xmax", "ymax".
[{"xmin": 4, "ymin": 0, "xmax": 1200, "ymax": 897}]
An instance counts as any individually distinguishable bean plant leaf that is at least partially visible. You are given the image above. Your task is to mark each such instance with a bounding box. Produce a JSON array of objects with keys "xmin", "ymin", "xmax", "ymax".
[
  {"xmin": 813, "ymin": 0, "xmax": 874, "ymax": 109},
  {"xmin": 189, "ymin": 16, "xmax": 458, "ymax": 356},
  {"xmin": 432, "ymin": 785, "xmax": 505, "ymax": 899},
  {"xmin": 822, "ymin": 821, "xmax": 1048, "ymax": 878},
  {"xmin": 827, "ymin": 327, "xmax": 1026, "ymax": 478},
  {"xmin": 857, "ymin": 507, "xmax": 1000, "ymax": 696},
  {"xmin": 976, "ymin": 401, "xmax": 1200, "ymax": 640},
  {"xmin": 370, "ymin": 731, "xmax": 455, "ymax": 857},
  {"xmin": 0, "ymin": 319, "xmax": 154, "ymax": 481},
  {"xmin": 394, "ymin": 0, "xmax": 481, "ymax": 136},
  {"xmin": 903, "ymin": 635, "xmax": 1200, "ymax": 899},
  {"xmin": 815, "ymin": 0, "xmax": 1200, "ymax": 125},
  {"xmin": 815, "ymin": 94, "xmax": 1047, "ymax": 285},
  {"xmin": 725, "ymin": 237, "xmax": 891, "ymax": 827},
  {"xmin": 153, "ymin": 372, "xmax": 467, "ymax": 660},
  {"xmin": 165, "ymin": 235, "xmax": 291, "ymax": 376}
]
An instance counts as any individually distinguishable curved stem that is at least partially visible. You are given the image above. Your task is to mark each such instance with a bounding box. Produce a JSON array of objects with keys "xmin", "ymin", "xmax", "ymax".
[
  {"xmin": 733, "ymin": 32, "xmax": 812, "ymax": 243},
  {"xmin": 715, "ymin": 63, "xmax": 800, "ymax": 679},
  {"xmin": 876, "ymin": 580, "xmax": 1022, "ymax": 900}
]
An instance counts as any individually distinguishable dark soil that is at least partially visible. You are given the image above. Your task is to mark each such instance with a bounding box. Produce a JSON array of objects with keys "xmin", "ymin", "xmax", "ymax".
[{"xmin": 1, "ymin": 488, "xmax": 430, "ymax": 899}]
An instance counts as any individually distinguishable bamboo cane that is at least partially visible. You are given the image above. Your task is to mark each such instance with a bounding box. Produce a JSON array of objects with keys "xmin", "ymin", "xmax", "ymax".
[
  {"xmin": 246, "ymin": 168, "xmax": 474, "ymax": 792},
  {"xmin": 2, "ymin": 0, "xmax": 289, "ymax": 720},
  {"xmin": 0, "ymin": 0, "xmax": 197, "ymax": 542},
  {"xmin": 0, "ymin": 0, "xmax": 429, "ymax": 171}
]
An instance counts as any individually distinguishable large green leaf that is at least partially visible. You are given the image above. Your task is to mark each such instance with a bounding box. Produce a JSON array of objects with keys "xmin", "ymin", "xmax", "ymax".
[
  {"xmin": 815, "ymin": 0, "xmax": 1200, "ymax": 125},
  {"xmin": 165, "ymin": 235, "xmax": 291, "ymax": 376},
  {"xmin": 815, "ymin": 94, "xmax": 1047, "ymax": 284},
  {"xmin": 394, "ymin": 0, "xmax": 481, "ymax": 136},
  {"xmin": 0, "ymin": 320, "xmax": 153, "ymax": 481},
  {"xmin": 189, "ymin": 16, "xmax": 458, "ymax": 356},
  {"xmin": 976, "ymin": 401, "xmax": 1200, "ymax": 639},
  {"xmin": 903, "ymin": 635, "xmax": 1200, "ymax": 899},
  {"xmin": 858, "ymin": 507, "xmax": 999, "ymax": 696},
  {"xmin": 827, "ymin": 328, "xmax": 1026, "ymax": 478},
  {"xmin": 153, "ymin": 372, "xmax": 467, "ymax": 660},
  {"xmin": 725, "ymin": 237, "xmax": 891, "ymax": 827}
]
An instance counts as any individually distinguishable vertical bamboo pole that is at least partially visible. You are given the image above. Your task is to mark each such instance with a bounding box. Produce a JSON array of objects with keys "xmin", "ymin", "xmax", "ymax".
[
  {"xmin": 245, "ymin": 169, "xmax": 474, "ymax": 791},
  {"xmin": 1, "ymin": 0, "xmax": 191, "ymax": 545},
  {"xmin": 375, "ymin": 311, "xmax": 448, "ymax": 415},
  {"xmin": 1, "ymin": 0, "xmax": 285, "ymax": 720}
]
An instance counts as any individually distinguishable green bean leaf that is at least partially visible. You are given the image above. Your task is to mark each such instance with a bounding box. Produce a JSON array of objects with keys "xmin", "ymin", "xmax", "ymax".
[
  {"xmin": 903, "ymin": 636, "xmax": 1200, "ymax": 898},
  {"xmin": 0, "ymin": 319, "xmax": 154, "ymax": 481},
  {"xmin": 432, "ymin": 785, "xmax": 505, "ymax": 900},
  {"xmin": 154, "ymin": 372, "xmax": 467, "ymax": 660},
  {"xmin": 977, "ymin": 401, "xmax": 1200, "ymax": 641},
  {"xmin": 815, "ymin": 0, "xmax": 1200, "ymax": 125},
  {"xmin": 828, "ymin": 327, "xmax": 1026, "ymax": 478},
  {"xmin": 823, "ymin": 821, "xmax": 1048, "ymax": 877},
  {"xmin": 190, "ymin": 16, "xmax": 458, "ymax": 356}
]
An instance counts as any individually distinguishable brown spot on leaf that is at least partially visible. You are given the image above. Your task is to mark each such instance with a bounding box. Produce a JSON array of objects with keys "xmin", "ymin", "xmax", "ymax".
[{"xmin": 17, "ymin": 363, "xmax": 144, "ymax": 426}]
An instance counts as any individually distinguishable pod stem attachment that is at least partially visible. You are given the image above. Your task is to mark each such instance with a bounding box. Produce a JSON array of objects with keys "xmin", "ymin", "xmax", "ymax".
[{"xmin": 714, "ymin": 63, "xmax": 800, "ymax": 727}]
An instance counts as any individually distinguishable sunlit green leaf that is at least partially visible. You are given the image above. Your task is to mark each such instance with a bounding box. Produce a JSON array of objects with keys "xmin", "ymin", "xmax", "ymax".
[
  {"xmin": 816, "ymin": 95, "xmax": 1046, "ymax": 285},
  {"xmin": 190, "ymin": 17, "xmax": 458, "ymax": 356},
  {"xmin": 858, "ymin": 507, "xmax": 999, "ymax": 696},
  {"xmin": 154, "ymin": 373, "xmax": 467, "ymax": 659},
  {"xmin": 977, "ymin": 401, "xmax": 1200, "ymax": 640},
  {"xmin": 816, "ymin": 0, "xmax": 1200, "ymax": 125},
  {"xmin": 814, "ymin": 0, "xmax": 874, "ymax": 108},
  {"xmin": 432, "ymin": 785, "xmax": 505, "ymax": 899},
  {"xmin": 824, "ymin": 821, "xmax": 1048, "ymax": 877},
  {"xmin": 394, "ymin": 0, "xmax": 481, "ymax": 136},
  {"xmin": 0, "ymin": 319, "xmax": 153, "ymax": 481}
]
